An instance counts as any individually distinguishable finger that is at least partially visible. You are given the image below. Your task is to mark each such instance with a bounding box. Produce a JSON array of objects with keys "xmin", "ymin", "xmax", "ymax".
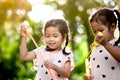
[{"xmin": 21, "ymin": 25, "xmax": 28, "ymax": 30}]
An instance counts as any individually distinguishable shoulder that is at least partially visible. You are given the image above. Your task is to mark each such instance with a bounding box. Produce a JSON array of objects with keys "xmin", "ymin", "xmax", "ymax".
[
  {"xmin": 62, "ymin": 48, "xmax": 74, "ymax": 59},
  {"xmin": 64, "ymin": 48, "xmax": 74, "ymax": 60},
  {"xmin": 109, "ymin": 38, "xmax": 120, "ymax": 47},
  {"xmin": 65, "ymin": 47, "xmax": 74, "ymax": 54},
  {"xmin": 64, "ymin": 48, "xmax": 75, "ymax": 70},
  {"xmin": 33, "ymin": 46, "xmax": 46, "ymax": 54}
]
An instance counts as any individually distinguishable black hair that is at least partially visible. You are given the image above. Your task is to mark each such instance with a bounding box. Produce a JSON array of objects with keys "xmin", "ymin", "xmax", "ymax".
[
  {"xmin": 89, "ymin": 8, "xmax": 120, "ymax": 46},
  {"xmin": 113, "ymin": 10, "xmax": 120, "ymax": 46},
  {"xmin": 44, "ymin": 19, "xmax": 70, "ymax": 55}
]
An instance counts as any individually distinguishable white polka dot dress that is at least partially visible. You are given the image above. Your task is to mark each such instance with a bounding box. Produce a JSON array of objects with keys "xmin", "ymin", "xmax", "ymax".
[
  {"xmin": 33, "ymin": 46, "xmax": 74, "ymax": 80},
  {"xmin": 90, "ymin": 39, "xmax": 120, "ymax": 80}
]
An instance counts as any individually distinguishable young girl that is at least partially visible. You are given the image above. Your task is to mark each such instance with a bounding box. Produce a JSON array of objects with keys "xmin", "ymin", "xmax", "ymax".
[
  {"xmin": 84, "ymin": 8, "xmax": 120, "ymax": 80},
  {"xmin": 20, "ymin": 19, "xmax": 74, "ymax": 80}
]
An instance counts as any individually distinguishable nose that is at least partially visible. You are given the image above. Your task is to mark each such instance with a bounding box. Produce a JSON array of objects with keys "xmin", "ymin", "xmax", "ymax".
[
  {"xmin": 94, "ymin": 31, "xmax": 99, "ymax": 36},
  {"xmin": 49, "ymin": 36, "xmax": 54, "ymax": 41}
]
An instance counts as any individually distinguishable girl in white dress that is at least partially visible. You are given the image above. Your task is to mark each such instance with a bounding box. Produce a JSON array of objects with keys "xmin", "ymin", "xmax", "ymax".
[
  {"xmin": 84, "ymin": 8, "xmax": 120, "ymax": 80},
  {"xmin": 20, "ymin": 19, "xmax": 74, "ymax": 80}
]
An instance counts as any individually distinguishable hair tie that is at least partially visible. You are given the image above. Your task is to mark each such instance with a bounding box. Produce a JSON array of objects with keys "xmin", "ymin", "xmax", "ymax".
[{"xmin": 113, "ymin": 10, "xmax": 118, "ymax": 20}]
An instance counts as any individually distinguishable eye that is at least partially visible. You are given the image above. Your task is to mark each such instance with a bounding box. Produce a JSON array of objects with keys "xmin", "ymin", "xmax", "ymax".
[
  {"xmin": 99, "ymin": 29, "xmax": 104, "ymax": 32},
  {"xmin": 45, "ymin": 35, "xmax": 50, "ymax": 38},
  {"xmin": 53, "ymin": 35, "xmax": 58, "ymax": 38}
]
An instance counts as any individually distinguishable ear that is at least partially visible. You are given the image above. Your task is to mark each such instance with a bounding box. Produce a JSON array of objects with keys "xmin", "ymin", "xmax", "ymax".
[{"xmin": 110, "ymin": 23, "xmax": 116, "ymax": 32}]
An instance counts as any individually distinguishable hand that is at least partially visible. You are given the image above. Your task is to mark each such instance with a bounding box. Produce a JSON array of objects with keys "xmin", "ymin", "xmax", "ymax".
[
  {"xmin": 94, "ymin": 32, "xmax": 105, "ymax": 45},
  {"xmin": 20, "ymin": 25, "xmax": 31, "ymax": 37},
  {"xmin": 84, "ymin": 74, "xmax": 93, "ymax": 80},
  {"xmin": 44, "ymin": 59, "xmax": 55, "ymax": 69}
]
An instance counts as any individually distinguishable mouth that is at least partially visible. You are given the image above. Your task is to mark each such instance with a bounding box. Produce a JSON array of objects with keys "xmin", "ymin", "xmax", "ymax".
[{"xmin": 48, "ymin": 43, "xmax": 55, "ymax": 46}]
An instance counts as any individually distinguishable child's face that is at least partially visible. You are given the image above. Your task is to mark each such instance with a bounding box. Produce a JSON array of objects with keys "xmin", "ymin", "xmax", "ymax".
[
  {"xmin": 90, "ymin": 21, "xmax": 115, "ymax": 41},
  {"xmin": 44, "ymin": 26, "xmax": 63, "ymax": 50}
]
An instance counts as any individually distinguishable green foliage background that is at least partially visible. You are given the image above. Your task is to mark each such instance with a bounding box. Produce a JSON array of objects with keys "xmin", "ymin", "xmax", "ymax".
[{"xmin": 0, "ymin": 0, "xmax": 118, "ymax": 80}]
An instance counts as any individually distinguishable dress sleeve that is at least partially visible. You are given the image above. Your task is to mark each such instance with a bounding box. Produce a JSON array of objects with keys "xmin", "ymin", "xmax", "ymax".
[
  {"xmin": 65, "ymin": 51, "xmax": 75, "ymax": 71},
  {"xmin": 33, "ymin": 46, "xmax": 45, "ymax": 70},
  {"xmin": 117, "ymin": 43, "xmax": 120, "ymax": 48}
]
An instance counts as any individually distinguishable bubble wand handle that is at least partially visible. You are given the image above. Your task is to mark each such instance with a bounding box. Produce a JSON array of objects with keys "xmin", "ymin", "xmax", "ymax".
[
  {"xmin": 85, "ymin": 59, "xmax": 90, "ymax": 76},
  {"xmin": 30, "ymin": 35, "xmax": 39, "ymax": 48},
  {"xmin": 85, "ymin": 31, "xmax": 103, "ymax": 77}
]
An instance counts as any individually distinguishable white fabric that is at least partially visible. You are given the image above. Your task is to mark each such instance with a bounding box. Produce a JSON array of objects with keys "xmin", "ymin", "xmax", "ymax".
[
  {"xmin": 90, "ymin": 39, "xmax": 120, "ymax": 80},
  {"xmin": 33, "ymin": 46, "xmax": 74, "ymax": 80}
]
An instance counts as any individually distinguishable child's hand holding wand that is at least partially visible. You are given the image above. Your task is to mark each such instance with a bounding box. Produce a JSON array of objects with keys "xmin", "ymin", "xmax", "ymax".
[{"xmin": 20, "ymin": 24, "xmax": 57, "ymax": 80}]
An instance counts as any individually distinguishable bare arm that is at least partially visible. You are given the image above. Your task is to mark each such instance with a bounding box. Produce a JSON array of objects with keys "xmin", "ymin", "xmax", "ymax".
[
  {"xmin": 20, "ymin": 25, "xmax": 36, "ymax": 61},
  {"xmin": 54, "ymin": 61, "xmax": 71, "ymax": 77},
  {"xmin": 103, "ymin": 42, "xmax": 120, "ymax": 62},
  {"xmin": 20, "ymin": 37, "xmax": 36, "ymax": 61}
]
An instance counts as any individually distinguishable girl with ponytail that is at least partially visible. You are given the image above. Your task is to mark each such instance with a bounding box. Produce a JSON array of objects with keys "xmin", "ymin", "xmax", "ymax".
[
  {"xmin": 20, "ymin": 19, "xmax": 74, "ymax": 80},
  {"xmin": 84, "ymin": 8, "xmax": 120, "ymax": 80}
]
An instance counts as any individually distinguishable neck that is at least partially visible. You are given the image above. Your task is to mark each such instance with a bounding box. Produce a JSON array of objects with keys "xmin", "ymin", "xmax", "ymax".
[
  {"xmin": 46, "ymin": 47, "xmax": 56, "ymax": 51},
  {"xmin": 45, "ymin": 46, "xmax": 62, "ymax": 52}
]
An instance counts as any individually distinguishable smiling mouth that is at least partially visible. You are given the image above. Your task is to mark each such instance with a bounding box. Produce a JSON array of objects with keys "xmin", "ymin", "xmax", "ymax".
[{"xmin": 49, "ymin": 43, "xmax": 55, "ymax": 45}]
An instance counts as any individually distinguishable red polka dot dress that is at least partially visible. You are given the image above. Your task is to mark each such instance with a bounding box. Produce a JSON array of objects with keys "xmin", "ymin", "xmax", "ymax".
[
  {"xmin": 90, "ymin": 39, "xmax": 120, "ymax": 80},
  {"xmin": 33, "ymin": 46, "xmax": 74, "ymax": 80}
]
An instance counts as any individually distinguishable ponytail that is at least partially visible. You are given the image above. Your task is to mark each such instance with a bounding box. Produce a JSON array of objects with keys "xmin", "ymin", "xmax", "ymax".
[
  {"xmin": 113, "ymin": 10, "xmax": 120, "ymax": 46},
  {"xmin": 63, "ymin": 33, "xmax": 71, "ymax": 55}
]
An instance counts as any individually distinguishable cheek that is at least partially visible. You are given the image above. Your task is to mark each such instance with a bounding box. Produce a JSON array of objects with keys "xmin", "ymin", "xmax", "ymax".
[
  {"xmin": 45, "ymin": 38, "xmax": 49, "ymax": 42},
  {"xmin": 57, "ymin": 37, "xmax": 62, "ymax": 42},
  {"xmin": 103, "ymin": 32, "xmax": 111, "ymax": 41},
  {"xmin": 57, "ymin": 37, "xmax": 63, "ymax": 44}
]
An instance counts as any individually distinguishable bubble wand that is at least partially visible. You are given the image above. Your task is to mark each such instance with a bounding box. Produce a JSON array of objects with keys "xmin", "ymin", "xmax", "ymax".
[
  {"xmin": 85, "ymin": 32, "xmax": 103, "ymax": 77},
  {"xmin": 24, "ymin": 23, "xmax": 57, "ymax": 80}
]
